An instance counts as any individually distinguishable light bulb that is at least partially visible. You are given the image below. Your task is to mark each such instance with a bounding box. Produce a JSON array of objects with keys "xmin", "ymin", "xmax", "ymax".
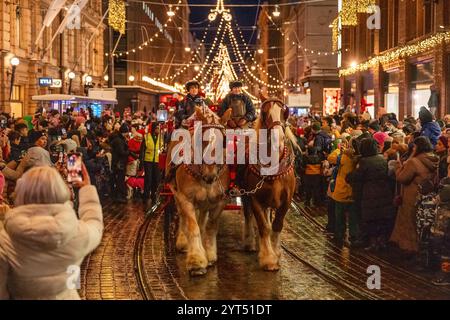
[
  {"xmin": 68, "ymin": 71, "xmax": 76, "ymax": 79},
  {"xmin": 272, "ymin": 5, "xmax": 281, "ymax": 17},
  {"xmin": 129, "ymin": 75, "xmax": 135, "ymax": 82},
  {"xmin": 103, "ymin": 75, "xmax": 109, "ymax": 81},
  {"xmin": 10, "ymin": 57, "xmax": 20, "ymax": 66},
  {"xmin": 85, "ymin": 75, "xmax": 92, "ymax": 83},
  {"xmin": 167, "ymin": 5, "xmax": 175, "ymax": 17}
]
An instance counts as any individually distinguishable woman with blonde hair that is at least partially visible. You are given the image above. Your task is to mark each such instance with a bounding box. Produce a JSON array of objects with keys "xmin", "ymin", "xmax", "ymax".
[{"xmin": 0, "ymin": 164, "xmax": 103, "ymax": 299}]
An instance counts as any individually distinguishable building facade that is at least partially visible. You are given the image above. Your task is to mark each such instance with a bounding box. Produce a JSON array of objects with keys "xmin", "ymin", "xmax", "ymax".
[
  {"xmin": 108, "ymin": 0, "xmax": 191, "ymax": 113},
  {"xmin": 0, "ymin": 0, "xmax": 105, "ymax": 116},
  {"xmin": 256, "ymin": 0, "xmax": 339, "ymax": 114},
  {"xmin": 339, "ymin": 0, "xmax": 450, "ymax": 119}
]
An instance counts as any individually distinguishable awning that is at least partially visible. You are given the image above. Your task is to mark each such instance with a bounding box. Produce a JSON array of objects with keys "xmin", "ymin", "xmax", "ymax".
[{"xmin": 32, "ymin": 94, "xmax": 117, "ymax": 104}]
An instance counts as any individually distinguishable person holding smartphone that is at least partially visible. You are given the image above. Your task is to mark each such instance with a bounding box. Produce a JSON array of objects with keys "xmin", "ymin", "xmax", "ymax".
[{"xmin": 0, "ymin": 164, "xmax": 103, "ymax": 299}]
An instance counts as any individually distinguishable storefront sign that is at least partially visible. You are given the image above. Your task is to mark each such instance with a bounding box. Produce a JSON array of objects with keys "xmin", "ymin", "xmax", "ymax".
[
  {"xmin": 39, "ymin": 77, "xmax": 53, "ymax": 87},
  {"xmin": 51, "ymin": 79, "xmax": 62, "ymax": 88},
  {"xmin": 287, "ymin": 93, "xmax": 311, "ymax": 108},
  {"xmin": 323, "ymin": 88, "xmax": 341, "ymax": 115}
]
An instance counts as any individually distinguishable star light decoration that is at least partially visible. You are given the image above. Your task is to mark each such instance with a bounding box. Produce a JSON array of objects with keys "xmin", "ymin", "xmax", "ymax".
[
  {"xmin": 208, "ymin": 0, "xmax": 232, "ymax": 22},
  {"xmin": 108, "ymin": 0, "xmax": 125, "ymax": 34},
  {"xmin": 340, "ymin": 31, "xmax": 450, "ymax": 77}
]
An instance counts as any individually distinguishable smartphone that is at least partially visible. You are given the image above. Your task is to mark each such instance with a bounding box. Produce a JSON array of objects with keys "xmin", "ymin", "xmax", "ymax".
[
  {"xmin": 67, "ymin": 152, "xmax": 83, "ymax": 183},
  {"xmin": 61, "ymin": 128, "xmax": 67, "ymax": 136}
]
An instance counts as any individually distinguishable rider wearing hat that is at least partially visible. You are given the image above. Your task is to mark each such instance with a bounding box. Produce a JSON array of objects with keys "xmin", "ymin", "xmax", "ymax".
[
  {"xmin": 175, "ymin": 80, "xmax": 202, "ymax": 128},
  {"xmin": 219, "ymin": 81, "xmax": 256, "ymax": 129}
]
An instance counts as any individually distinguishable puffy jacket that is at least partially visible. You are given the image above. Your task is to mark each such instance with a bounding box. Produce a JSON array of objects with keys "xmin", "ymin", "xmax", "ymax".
[
  {"xmin": 0, "ymin": 185, "xmax": 103, "ymax": 300},
  {"xmin": 109, "ymin": 132, "xmax": 129, "ymax": 170},
  {"xmin": 420, "ymin": 121, "xmax": 441, "ymax": 147},
  {"xmin": 328, "ymin": 149, "xmax": 356, "ymax": 203}
]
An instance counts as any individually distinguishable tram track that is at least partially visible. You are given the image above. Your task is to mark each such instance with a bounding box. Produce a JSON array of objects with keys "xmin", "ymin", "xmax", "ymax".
[
  {"xmin": 135, "ymin": 197, "xmax": 188, "ymax": 300},
  {"xmin": 131, "ymin": 195, "xmax": 450, "ymax": 300},
  {"xmin": 291, "ymin": 198, "xmax": 450, "ymax": 299}
]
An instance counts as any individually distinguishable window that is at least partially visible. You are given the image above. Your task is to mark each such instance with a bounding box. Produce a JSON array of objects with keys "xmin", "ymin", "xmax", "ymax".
[
  {"xmin": 15, "ymin": 4, "xmax": 21, "ymax": 47},
  {"xmin": 388, "ymin": 0, "xmax": 399, "ymax": 49},
  {"xmin": 11, "ymin": 85, "xmax": 21, "ymax": 101},
  {"xmin": 423, "ymin": 0, "xmax": 433, "ymax": 35}
]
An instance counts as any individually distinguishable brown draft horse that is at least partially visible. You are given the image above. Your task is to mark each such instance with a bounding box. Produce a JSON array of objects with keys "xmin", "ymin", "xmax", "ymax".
[
  {"xmin": 242, "ymin": 98, "xmax": 297, "ymax": 271},
  {"xmin": 167, "ymin": 107, "xmax": 231, "ymax": 276}
]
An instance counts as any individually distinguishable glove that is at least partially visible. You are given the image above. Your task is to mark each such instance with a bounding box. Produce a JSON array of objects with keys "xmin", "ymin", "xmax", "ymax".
[
  {"xmin": 227, "ymin": 119, "xmax": 237, "ymax": 129},
  {"xmin": 237, "ymin": 118, "xmax": 247, "ymax": 128}
]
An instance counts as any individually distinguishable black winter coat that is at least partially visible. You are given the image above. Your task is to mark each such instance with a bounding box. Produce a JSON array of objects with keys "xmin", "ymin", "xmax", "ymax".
[
  {"xmin": 109, "ymin": 132, "xmax": 129, "ymax": 170},
  {"xmin": 347, "ymin": 154, "xmax": 396, "ymax": 222}
]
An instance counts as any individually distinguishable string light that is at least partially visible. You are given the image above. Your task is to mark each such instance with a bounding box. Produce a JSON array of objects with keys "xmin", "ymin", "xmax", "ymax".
[
  {"xmin": 272, "ymin": 5, "xmax": 280, "ymax": 18},
  {"xmin": 340, "ymin": 31, "xmax": 450, "ymax": 77},
  {"xmin": 167, "ymin": 5, "xmax": 175, "ymax": 17},
  {"xmin": 113, "ymin": 0, "xmax": 182, "ymax": 56}
]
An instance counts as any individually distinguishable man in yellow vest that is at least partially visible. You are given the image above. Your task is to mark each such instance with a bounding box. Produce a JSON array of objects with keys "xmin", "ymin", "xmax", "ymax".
[{"xmin": 139, "ymin": 122, "xmax": 163, "ymax": 209}]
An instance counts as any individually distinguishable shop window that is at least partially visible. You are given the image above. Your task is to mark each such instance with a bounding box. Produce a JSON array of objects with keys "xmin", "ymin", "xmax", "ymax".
[{"xmin": 410, "ymin": 61, "xmax": 434, "ymax": 117}]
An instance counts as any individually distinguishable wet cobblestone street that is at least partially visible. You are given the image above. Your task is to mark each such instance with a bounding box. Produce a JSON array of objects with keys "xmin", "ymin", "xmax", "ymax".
[{"xmin": 80, "ymin": 199, "xmax": 450, "ymax": 300}]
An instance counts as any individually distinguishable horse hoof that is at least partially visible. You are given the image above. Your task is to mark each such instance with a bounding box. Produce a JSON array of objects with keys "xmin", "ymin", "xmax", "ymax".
[
  {"xmin": 189, "ymin": 268, "xmax": 207, "ymax": 276},
  {"xmin": 244, "ymin": 244, "xmax": 257, "ymax": 252},
  {"xmin": 176, "ymin": 246, "xmax": 188, "ymax": 253},
  {"xmin": 262, "ymin": 263, "xmax": 280, "ymax": 272},
  {"xmin": 207, "ymin": 260, "xmax": 217, "ymax": 267}
]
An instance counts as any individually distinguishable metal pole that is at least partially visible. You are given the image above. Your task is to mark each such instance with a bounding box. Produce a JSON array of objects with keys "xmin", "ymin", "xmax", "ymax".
[
  {"xmin": 108, "ymin": 26, "xmax": 114, "ymax": 88},
  {"xmin": 68, "ymin": 78, "xmax": 73, "ymax": 94},
  {"xmin": 9, "ymin": 66, "xmax": 16, "ymax": 101}
]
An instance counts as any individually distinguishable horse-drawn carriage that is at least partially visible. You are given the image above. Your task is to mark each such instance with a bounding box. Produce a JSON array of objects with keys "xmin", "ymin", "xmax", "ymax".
[{"xmin": 161, "ymin": 99, "xmax": 297, "ymax": 276}]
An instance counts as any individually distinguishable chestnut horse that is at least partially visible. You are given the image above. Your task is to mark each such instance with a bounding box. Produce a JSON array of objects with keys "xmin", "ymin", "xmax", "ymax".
[
  {"xmin": 242, "ymin": 98, "xmax": 296, "ymax": 271},
  {"xmin": 167, "ymin": 107, "xmax": 231, "ymax": 276}
]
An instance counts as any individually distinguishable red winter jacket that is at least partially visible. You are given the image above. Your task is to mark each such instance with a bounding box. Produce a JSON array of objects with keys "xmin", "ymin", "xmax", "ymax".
[{"xmin": 128, "ymin": 138, "xmax": 142, "ymax": 163}]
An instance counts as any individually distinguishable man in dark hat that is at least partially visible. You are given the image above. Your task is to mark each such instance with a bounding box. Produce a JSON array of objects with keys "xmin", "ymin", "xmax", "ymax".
[
  {"xmin": 175, "ymin": 80, "xmax": 202, "ymax": 128},
  {"xmin": 219, "ymin": 81, "xmax": 256, "ymax": 129}
]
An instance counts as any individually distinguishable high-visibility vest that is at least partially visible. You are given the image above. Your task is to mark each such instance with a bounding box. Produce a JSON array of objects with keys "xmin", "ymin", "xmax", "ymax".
[{"xmin": 144, "ymin": 133, "xmax": 161, "ymax": 163}]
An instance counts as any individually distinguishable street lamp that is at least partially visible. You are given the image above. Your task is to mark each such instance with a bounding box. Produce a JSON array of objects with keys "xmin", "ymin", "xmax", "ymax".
[
  {"xmin": 129, "ymin": 75, "xmax": 135, "ymax": 83},
  {"xmin": 103, "ymin": 75, "xmax": 109, "ymax": 82},
  {"xmin": 85, "ymin": 75, "xmax": 93, "ymax": 84},
  {"xmin": 68, "ymin": 71, "xmax": 76, "ymax": 95},
  {"xmin": 185, "ymin": 47, "xmax": 191, "ymax": 52},
  {"xmin": 9, "ymin": 56, "xmax": 19, "ymax": 101},
  {"xmin": 272, "ymin": 5, "xmax": 281, "ymax": 18},
  {"xmin": 257, "ymin": 49, "xmax": 264, "ymax": 54}
]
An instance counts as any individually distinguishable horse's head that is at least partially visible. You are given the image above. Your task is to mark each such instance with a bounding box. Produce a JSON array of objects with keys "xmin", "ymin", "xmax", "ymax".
[
  {"xmin": 192, "ymin": 107, "xmax": 230, "ymax": 184},
  {"xmin": 258, "ymin": 99, "xmax": 290, "ymax": 153},
  {"xmin": 259, "ymin": 99, "xmax": 290, "ymax": 130}
]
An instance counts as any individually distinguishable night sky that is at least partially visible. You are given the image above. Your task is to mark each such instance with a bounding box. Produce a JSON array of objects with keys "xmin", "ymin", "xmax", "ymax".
[{"xmin": 187, "ymin": 0, "xmax": 261, "ymax": 45}]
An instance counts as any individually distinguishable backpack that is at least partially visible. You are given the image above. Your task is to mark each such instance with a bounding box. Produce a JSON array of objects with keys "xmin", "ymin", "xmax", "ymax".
[
  {"xmin": 323, "ymin": 134, "xmax": 333, "ymax": 155},
  {"xmin": 329, "ymin": 154, "xmax": 342, "ymax": 193},
  {"xmin": 415, "ymin": 160, "xmax": 440, "ymax": 242}
]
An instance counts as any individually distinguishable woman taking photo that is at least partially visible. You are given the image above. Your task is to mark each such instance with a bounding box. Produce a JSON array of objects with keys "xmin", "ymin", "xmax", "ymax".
[{"xmin": 0, "ymin": 164, "xmax": 103, "ymax": 299}]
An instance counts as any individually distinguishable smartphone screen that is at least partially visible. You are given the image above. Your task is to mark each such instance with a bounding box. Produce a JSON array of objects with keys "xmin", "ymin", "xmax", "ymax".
[
  {"xmin": 67, "ymin": 153, "xmax": 83, "ymax": 183},
  {"xmin": 61, "ymin": 128, "xmax": 67, "ymax": 136}
]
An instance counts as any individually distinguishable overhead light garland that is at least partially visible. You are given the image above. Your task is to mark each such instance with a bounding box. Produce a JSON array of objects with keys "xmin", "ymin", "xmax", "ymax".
[
  {"xmin": 112, "ymin": 0, "xmax": 182, "ymax": 56},
  {"xmin": 208, "ymin": 0, "xmax": 232, "ymax": 22},
  {"xmin": 340, "ymin": 31, "xmax": 450, "ymax": 77},
  {"xmin": 109, "ymin": 0, "xmax": 126, "ymax": 34}
]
